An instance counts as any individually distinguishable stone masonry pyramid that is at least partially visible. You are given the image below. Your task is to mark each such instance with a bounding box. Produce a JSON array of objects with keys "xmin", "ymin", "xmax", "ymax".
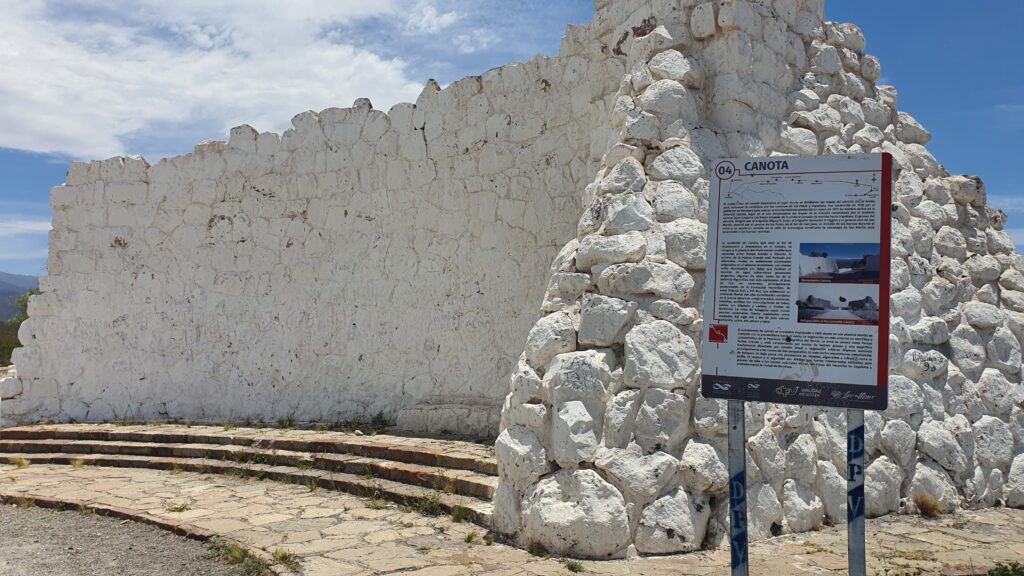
[{"xmin": 493, "ymin": 0, "xmax": 1024, "ymax": 559}]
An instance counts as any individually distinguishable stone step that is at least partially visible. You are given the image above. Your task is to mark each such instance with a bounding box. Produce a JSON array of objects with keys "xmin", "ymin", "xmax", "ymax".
[
  {"xmin": 0, "ymin": 424, "xmax": 498, "ymax": 475},
  {"xmin": 0, "ymin": 452, "xmax": 493, "ymax": 529},
  {"xmin": 0, "ymin": 439, "xmax": 497, "ymax": 500}
]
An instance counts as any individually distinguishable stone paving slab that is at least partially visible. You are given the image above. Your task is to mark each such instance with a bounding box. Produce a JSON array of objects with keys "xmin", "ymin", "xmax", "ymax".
[
  {"xmin": 0, "ymin": 452, "xmax": 494, "ymax": 526},
  {"xmin": 4, "ymin": 463, "xmax": 1024, "ymax": 575}
]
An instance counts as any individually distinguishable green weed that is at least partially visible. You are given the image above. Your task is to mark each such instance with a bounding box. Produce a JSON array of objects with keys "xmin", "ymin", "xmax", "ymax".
[
  {"xmin": 272, "ymin": 548, "xmax": 301, "ymax": 572},
  {"xmin": 207, "ymin": 539, "xmax": 273, "ymax": 576},
  {"xmin": 562, "ymin": 558, "xmax": 585, "ymax": 573}
]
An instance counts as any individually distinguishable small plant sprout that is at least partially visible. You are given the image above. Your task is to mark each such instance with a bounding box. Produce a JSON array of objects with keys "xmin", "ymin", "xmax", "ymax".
[{"xmin": 165, "ymin": 501, "xmax": 191, "ymax": 513}]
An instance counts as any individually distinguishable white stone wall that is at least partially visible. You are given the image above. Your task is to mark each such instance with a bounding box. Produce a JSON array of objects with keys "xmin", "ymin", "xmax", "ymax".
[
  {"xmin": 495, "ymin": 0, "xmax": 1024, "ymax": 559},
  {"xmin": 2, "ymin": 0, "xmax": 1023, "ymax": 556},
  {"xmin": 0, "ymin": 2, "xmax": 676, "ymax": 433}
]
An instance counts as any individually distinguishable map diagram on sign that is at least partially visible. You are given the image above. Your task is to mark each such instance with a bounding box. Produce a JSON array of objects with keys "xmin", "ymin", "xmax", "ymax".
[{"xmin": 721, "ymin": 172, "xmax": 881, "ymax": 202}]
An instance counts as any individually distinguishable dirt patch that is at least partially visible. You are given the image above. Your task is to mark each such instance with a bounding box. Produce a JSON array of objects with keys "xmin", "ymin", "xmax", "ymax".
[{"xmin": 0, "ymin": 505, "xmax": 248, "ymax": 576}]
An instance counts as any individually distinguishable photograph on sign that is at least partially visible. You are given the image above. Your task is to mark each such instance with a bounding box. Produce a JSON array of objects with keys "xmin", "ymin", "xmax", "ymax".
[
  {"xmin": 796, "ymin": 283, "xmax": 879, "ymax": 325},
  {"xmin": 701, "ymin": 154, "xmax": 892, "ymax": 410},
  {"xmin": 798, "ymin": 243, "xmax": 881, "ymax": 283}
]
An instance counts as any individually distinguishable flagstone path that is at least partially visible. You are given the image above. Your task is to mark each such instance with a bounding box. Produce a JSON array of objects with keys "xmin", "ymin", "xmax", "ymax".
[{"xmin": 3, "ymin": 463, "xmax": 1023, "ymax": 575}]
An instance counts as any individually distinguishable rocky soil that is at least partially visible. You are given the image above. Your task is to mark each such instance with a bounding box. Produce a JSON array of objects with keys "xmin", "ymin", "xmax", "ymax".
[{"xmin": 0, "ymin": 505, "xmax": 247, "ymax": 576}]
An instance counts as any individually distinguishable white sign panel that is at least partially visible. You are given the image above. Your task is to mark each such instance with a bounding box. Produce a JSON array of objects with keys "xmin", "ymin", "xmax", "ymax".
[{"xmin": 701, "ymin": 153, "xmax": 891, "ymax": 410}]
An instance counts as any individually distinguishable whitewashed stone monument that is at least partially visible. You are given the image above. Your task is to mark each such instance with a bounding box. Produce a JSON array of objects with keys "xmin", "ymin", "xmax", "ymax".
[
  {"xmin": 1, "ymin": 0, "xmax": 1022, "ymax": 555},
  {"xmin": 491, "ymin": 0, "xmax": 1024, "ymax": 559}
]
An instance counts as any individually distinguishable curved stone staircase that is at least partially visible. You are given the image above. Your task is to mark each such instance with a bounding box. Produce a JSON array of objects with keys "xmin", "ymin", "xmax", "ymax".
[{"xmin": 0, "ymin": 424, "xmax": 496, "ymax": 527}]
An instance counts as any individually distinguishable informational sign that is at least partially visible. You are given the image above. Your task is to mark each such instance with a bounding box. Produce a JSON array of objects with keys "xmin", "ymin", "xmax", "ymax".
[{"xmin": 701, "ymin": 153, "xmax": 892, "ymax": 411}]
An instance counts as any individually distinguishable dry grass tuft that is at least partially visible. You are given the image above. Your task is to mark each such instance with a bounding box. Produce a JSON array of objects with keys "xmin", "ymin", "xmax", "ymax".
[
  {"xmin": 914, "ymin": 493, "xmax": 942, "ymax": 518},
  {"xmin": 165, "ymin": 501, "xmax": 191, "ymax": 513},
  {"xmin": 208, "ymin": 539, "xmax": 273, "ymax": 576},
  {"xmin": 272, "ymin": 548, "xmax": 301, "ymax": 571},
  {"xmin": 450, "ymin": 507, "xmax": 471, "ymax": 523},
  {"xmin": 563, "ymin": 558, "xmax": 586, "ymax": 573}
]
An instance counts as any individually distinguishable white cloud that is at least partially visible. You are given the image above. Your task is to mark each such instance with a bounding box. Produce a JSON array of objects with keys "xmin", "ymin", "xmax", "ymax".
[
  {"xmin": 1007, "ymin": 227, "xmax": 1024, "ymax": 248},
  {"xmin": 0, "ymin": 217, "xmax": 50, "ymax": 268},
  {"xmin": 455, "ymin": 29, "xmax": 498, "ymax": 54},
  {"xmin": 0, "ymin": 219, "xmax": 51, "ymax": 238},
  {"xmin": 0, "ymin": 200, "xmax": 51, "ymax": 214},
  {"xmin": 403, "ymin": 1, "xmax": 461, "ymax": 34},
  {"xmin": 991, "ymin": 104, "xmax": 1024, "ymax": 130},
  {"xmin": 0, "ymin": 248, "xmax": 49, "ymax": 262},
  {"xmin": 988, "ymin": 194, "xmax": 1024, "ymax": 213},
  {"xmin": 994, "ymin": 104, "xmax": 1024, "ymax": 117},
  {"xmin": 0, "ymin": 0, "xmax": 453, "ymax": 161}
]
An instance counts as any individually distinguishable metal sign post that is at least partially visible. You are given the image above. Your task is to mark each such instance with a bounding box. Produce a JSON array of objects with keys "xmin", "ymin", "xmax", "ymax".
[
  {"xmin": 728, "ymin": 400, "xmax": 749, "ymax": 576},
  {"xmin": 701, "ymin": 154, "xmax": 893, "ymax": 573},
  {"xmin": 847, "ymin": 409, "xmax": 866, "ymax": 576}
]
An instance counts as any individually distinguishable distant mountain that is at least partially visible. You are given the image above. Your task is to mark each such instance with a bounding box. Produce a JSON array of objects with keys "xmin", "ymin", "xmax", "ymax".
[{"xmin": 0, "ymin": 272, "xmax": 39, "ymax": 322}]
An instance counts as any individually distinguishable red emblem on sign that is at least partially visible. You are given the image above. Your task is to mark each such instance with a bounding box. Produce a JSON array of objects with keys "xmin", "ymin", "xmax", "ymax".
[{"xmin": 709, "ymin": 324, "xmax": 728, "ymax": 343}]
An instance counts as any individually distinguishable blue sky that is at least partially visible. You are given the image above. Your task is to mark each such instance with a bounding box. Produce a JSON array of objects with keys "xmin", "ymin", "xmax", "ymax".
[{"xmin": 0, "ymin": 1, "xmax": 1021, "ymax": 276}]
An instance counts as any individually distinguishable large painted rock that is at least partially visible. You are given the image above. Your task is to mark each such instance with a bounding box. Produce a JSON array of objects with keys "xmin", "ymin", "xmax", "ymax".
[{"xmin": 521, "ymin": 469, "xmax": 630, "ymax": 558}]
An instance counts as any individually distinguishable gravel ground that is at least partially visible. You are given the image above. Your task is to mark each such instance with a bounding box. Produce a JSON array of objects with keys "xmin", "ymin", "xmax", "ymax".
[{"xmin": 0, "ymin": 505, "xmax": 248, "ymax": 576}]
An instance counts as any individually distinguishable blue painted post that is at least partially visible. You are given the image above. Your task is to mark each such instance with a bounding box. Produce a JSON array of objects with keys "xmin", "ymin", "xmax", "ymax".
[
  {"xmin": 848, "ymin": 409, "xmax": 866, "ymax": 576},
  {"xmin": 728, "ymin": 399, "xmax": 748, "ymax": 576}
]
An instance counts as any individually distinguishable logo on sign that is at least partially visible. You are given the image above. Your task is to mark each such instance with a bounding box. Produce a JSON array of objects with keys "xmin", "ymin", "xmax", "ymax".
[
  {"xmin": 776, "ymin": 384, "xmax": 799, "ymax": 398},
  {"xmin": 712, "ymin": 161, "xmax": 737, "ymax": 179},
  {"xmin": 715, "ymin": 161, "xmax": 736, "ymax": 181},
  {"xmin": 709, "ymin": 324, "xmax": 729, "ymax": 343}
]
